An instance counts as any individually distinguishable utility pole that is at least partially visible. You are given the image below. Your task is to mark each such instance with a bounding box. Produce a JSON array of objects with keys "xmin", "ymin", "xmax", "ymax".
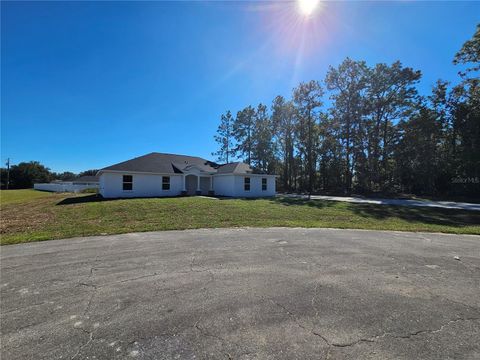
[{"xmin": 5, "ymin": 158, "xmax": 10, "ymax": 190}]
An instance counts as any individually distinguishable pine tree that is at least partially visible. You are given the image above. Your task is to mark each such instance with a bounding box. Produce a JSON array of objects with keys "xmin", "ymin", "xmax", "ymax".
[
  {"xmin": 233, "ymin": 106, "xmax": 256, "ymax": 165},
  {"xmin": 212, "ymin": 111, "xmax": 235, "ymax": 163},
  {"xmin": 271, "ymin": 96, "xmax": 296, "ymax": 191},
  {"xmin": 251, "ymin": 103, "xmax": 275, "ymax": 173},
  {"xmin": 293, "ymin": 80, "xmax": 324, "ymax": 195}
]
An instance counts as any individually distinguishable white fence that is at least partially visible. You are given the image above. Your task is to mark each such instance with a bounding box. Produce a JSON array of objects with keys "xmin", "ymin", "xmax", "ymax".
[{"xmin": 34, "ymin": 183, "xmax": 99, "ymax": 193}]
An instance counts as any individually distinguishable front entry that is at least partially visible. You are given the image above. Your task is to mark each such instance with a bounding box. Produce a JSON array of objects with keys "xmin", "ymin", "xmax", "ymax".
[{"xmin": 185, "ymin": 175, "xmax": 198, "ymax": 195}]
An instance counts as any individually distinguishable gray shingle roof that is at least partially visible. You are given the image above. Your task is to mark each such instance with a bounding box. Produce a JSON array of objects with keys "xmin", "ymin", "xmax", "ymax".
[
  {"xmin": 100, "ymin": 152, "xmax": 253, "ymax": 175},
  {"xmin": 216, "ymin": 162, "xmax": 252, "ymax": 174}
]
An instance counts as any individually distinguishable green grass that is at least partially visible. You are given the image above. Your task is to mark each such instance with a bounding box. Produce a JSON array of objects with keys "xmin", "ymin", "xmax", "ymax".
[
  {"xmin": 1, "ymin": 190, "xmax": 479, "ymax": 245},
  {"xmin": 0, "ymin": 189, "xmax": 54, "ymax": 205}
]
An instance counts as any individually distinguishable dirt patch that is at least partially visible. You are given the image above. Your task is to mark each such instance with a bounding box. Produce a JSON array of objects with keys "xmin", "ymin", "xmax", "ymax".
[{"xmin": 0, "ymin": 199, "xmax": 57, "ymax": 235}]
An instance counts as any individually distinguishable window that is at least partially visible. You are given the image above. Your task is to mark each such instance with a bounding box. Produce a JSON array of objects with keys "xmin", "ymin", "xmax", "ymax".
[
  {"xmin": 262, "ymin": 178, "xmax": 267, "ymax": 191},
  {"xmin": 244, "ymin": 177, "xmax": 250, "ymax": 191},
  {"xmin": 122, "ymin": 175, "xmax": 133, "ymax": 191},
  {"xmin": 162, "ymin": 176, "xmax": 170, "ymax": 190}
]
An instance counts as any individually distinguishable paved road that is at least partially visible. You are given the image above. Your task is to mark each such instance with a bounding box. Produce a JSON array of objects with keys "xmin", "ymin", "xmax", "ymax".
[
  {"xmin": 284, "ymin": 194, "xmax": 480, "ymax": 211},
  {"xmin": 1, "ymin": 228, "xmax": 479, "ymax": 360}
]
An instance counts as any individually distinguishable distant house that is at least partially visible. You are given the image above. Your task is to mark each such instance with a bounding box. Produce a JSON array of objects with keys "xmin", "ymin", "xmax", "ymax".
[
  {"xmin": 72, "ymin": 176, "xmax": 100, "ymax": 186},
  {"xmin": 97, "ymin": 152, "xmax": 276, "ymax": 198}
]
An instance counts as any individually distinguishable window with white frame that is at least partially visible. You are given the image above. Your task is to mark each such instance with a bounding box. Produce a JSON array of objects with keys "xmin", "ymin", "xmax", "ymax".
[
  {"xmin": 244, "ymin": 177, "xmax": 250, "ymax": 191},
  {"xmin": 122, "ymin": 175, "xmax": 133, "ymax": 191},
  {"xmin": 162, "ymin": 176, "xmax": 170, "ymax": 190},
  {"xmin": 262, "ymin": 178, "xmax": 267, "ymax": 191}
]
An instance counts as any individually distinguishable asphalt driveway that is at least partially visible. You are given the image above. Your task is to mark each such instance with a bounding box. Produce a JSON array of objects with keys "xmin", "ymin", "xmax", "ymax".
[{"xmin": 1, "ymin": 228, "xmax": 479, "ymax": 359}]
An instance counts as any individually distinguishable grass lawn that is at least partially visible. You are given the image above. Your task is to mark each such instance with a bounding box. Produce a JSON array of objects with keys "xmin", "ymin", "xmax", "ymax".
[
  {"xmin": 0, "ymin": 189, "xmax": 53, "ymax": 205},
  {"xmin": 1, "ymin": 189, "xmax": 479, "ymax": 245}
]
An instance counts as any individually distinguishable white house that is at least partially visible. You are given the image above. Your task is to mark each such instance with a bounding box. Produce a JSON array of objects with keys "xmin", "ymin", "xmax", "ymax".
[{"xmin": 97, "ymin": 152, "xmax": 276, "ymax": 198}]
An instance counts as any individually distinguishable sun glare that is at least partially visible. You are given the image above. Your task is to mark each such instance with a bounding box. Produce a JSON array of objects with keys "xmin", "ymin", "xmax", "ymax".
[{"xmin": 298, "ymin": 0, "xmax": 320, "ymax": 16}]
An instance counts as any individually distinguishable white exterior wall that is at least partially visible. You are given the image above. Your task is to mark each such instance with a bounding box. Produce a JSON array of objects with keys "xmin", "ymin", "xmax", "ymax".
[
  {"xmin": 99, "ymin": 171, "xmax": 276, "ymax": 198},
  {"xmin": 99, "ymin": 172, "xmax": 183, "ymax": 198},
  {"xmin": 211, "ymin": 175, "xmax": 276, "ymax": 197},
  {"xmin": 231, "ymin": 175, "xmax": 276, "ymax": 197},
  {"xmin": 34, "ymin": 183, "xmax": 98, "ymax": 193},
  {"xmin": 211, "ymin": 175, "xmax": 235, "ymax": 196}
]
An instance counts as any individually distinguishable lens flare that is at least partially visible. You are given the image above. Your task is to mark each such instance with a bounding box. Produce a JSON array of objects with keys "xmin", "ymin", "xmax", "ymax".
[{"xmin": 298, "ymin": 0, "xmax": 320, "ymax": 16}]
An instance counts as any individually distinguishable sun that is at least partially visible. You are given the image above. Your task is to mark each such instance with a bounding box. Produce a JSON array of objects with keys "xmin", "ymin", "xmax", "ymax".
[{"xmin": 297, "ymin": 0, "xmax": 320, "ymax": 16}]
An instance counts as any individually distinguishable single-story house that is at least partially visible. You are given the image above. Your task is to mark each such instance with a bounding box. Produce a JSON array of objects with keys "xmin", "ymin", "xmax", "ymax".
[{"xmin": 97, "ymin": 152, "xmax": 276, "ymax": 198}]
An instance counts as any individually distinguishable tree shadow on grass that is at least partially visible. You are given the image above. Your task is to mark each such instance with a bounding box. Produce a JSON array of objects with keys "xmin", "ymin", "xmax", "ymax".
[
  {"xmin": 56, "ymin": 194, "xmax": 211, "ymax": 205},
  {"xmin": 56, "ymin": 194, "xmax": 111, "ymax": 205},
  {"xmin": 347, "ymin": 203, "xmax": 480, "ymax": 228},
  {"xmin": 270, "ymin": 196, "xmax": 338, "ymax": 209},
  {"xmin": 271, "ymin": 196, "xmax": 479, "ymax": 229}
]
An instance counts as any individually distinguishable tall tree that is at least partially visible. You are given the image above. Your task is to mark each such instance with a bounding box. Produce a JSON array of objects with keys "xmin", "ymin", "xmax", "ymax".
[
  {"xmin": 395, "ymin": 102, "xmax": 444, "ymax": 195},
  {"xmin": 271, "ymin": 95, "xmax": 296, "ymax": 191},
  {"xmin": 212, "ymin": 110, "xmax": 235, "ymax": 163},
  {"xmin": 233, "ymin": 106, "xmax": 256, "ymax": 165},
  {"xmin": 251, "ymin": 103, "xmax": 275, "ymax": 173},
  {"xmin": 325, "ymin": 58, "xmax": 368, "ymax": 193},
  {"xmin": 449, "ymin": 24, "xmax": 480, "ymax": 195},
  {"xmin": 447, "ymin": 83, "xmax": 480, "ymax": 195},
  {"xmin": 453, "ymin": 24, "xmax": 480, "ymax": 81},
  {"xmin": 293, "ymin": 80, "xmax": 324, "ymax": 195},
  {"xmin": 317, "ymin": 114, "xmax": 343, "ymax": 192},
  {"xmin": 363, "ymin": 61, "xmax": 421, "ymax": 192}
]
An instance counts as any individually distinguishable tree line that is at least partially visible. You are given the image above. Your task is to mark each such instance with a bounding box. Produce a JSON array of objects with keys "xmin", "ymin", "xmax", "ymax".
[
  {"xmin": 0, "ymin": 161, "xmax": 98, "ymax": 189},
  {"xmin": 213, "ymin": 25, "xmax": 479, "ymax": 197}
]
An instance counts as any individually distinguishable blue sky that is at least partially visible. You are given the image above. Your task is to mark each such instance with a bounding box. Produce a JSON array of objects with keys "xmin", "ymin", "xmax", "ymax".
[{"xmin": 1, "ymin": 1, "xmax": 478, "ymax": 173}]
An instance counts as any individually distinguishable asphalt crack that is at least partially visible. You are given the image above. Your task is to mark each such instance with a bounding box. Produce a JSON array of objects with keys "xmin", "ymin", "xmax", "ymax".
[
  {"xmin": 311, "ymin": 281, "xmax": 321, "ymax": 318},
  {"xmin": 194, "ymin": 321, "xmax": 234, "ymax": 360},
  {"xmin": 269, "ymin": 296, "xmax": 480, "ymax": 355},
  {"xmin": 117, "ymin": 273, "xmax": 160, "ymax": 284},
  {"xmin": 268, "ymin": 298, "xmax": 332, "ymax": 349},
  {"xmin": 330, "ymin": 317, "xmax": 480, "ymax": 348},
  {"xmin": 190, "ymin": 253, "xmax": 241, "ymax": 359},
  {"xmin": 70, "ymin": 327, "xmax": 94, "ymax": 360},
  {"xmin": 71, "ymin": 250, "xmax": 109, "ymax": 358}
]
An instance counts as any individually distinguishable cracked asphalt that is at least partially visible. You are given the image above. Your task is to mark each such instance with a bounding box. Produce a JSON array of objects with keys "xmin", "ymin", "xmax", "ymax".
[{"xmin": 1, "ymin": 227, "xmax": 479, "ymax": 359}]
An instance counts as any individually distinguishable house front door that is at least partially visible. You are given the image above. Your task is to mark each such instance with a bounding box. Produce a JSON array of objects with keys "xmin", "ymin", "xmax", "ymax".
[{"xmin": 185, "ymin": 175, "xmax": 197, "ymax": 195}]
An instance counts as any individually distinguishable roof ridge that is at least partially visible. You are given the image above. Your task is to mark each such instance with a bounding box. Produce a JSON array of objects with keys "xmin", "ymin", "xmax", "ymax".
[{"xmin": 150, "ymin": 152, "xmax": 207, "ymax": 160}]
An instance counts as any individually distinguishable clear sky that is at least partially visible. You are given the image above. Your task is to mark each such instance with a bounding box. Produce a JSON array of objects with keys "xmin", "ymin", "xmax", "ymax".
[{"xmin": 1, "ymin": 1, "xmax": 479, "ymax": 173}]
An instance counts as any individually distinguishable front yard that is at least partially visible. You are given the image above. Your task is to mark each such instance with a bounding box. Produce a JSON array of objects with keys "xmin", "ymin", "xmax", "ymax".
[{"xmin": 1, "ymin": 189, "xmax": 479, "ymax": 245}]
